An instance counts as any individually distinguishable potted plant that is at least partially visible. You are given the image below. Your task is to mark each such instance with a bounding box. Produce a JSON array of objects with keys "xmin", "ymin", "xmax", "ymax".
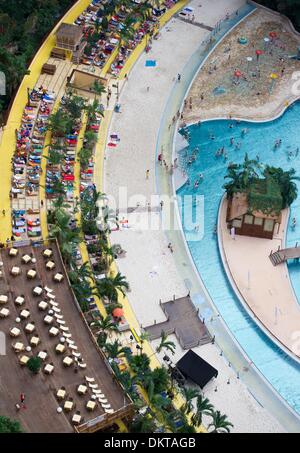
[{"xmin": 26, "ymin": 356, "xmax": 42, "ymax": 374}]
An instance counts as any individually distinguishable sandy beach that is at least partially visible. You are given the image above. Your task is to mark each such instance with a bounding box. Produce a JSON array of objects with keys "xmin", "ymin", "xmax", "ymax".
[{"xmin": 182, "ymin": 8, "xmax": 300, "ymax": 123}]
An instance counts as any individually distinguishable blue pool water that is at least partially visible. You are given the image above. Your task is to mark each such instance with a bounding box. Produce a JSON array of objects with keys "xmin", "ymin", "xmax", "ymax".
[{"xmin": 177, "ymin": 101, "xmax": 300, "ymax": 414}]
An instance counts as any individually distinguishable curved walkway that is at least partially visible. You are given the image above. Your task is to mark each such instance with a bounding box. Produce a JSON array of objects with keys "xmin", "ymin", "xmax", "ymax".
[{"xmin": 103, "ymin": 0, "xmax": 286, "ymax": 433}]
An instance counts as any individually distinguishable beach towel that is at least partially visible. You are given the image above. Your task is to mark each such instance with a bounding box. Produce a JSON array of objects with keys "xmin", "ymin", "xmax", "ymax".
[{"xmin": 145, "ymin": 60, "xmax": 156, "ymax": 67}]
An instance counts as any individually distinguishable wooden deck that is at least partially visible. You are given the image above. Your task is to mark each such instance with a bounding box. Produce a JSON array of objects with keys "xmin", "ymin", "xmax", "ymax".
[
  {"xmin": 144, "ymin": 296, "xmax": 211, "ymax": 349},
  {"xmin": 0, "ymin": 241, "xmax": 132, "ymax": 433},
  {"xmin": 269, "ymin": 245, "xmax": 300, "ymax": 266}
]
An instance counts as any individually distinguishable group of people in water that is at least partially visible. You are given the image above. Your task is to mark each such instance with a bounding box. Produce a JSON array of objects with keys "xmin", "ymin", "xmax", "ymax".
[{"xmin": 177, "ymin": 118, "xmax": 300, "ymax": 235}]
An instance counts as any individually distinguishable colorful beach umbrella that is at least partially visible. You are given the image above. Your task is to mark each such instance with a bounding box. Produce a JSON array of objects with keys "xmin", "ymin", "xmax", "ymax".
[
  {"xmin": 255, "ymin": 49, "xmax": 263, "ymax": 61},
  {"xmin": 269, "ymin": 31, "xmax": 277, "ymax": 39},
  {"xmin": 112, "ymin": 308, "xmax": 124, "ymax": 318}
]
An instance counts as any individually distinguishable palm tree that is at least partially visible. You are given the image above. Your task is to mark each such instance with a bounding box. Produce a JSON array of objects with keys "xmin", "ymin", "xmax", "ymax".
[
  {"xmin": 78, "ymin": 146, "xmax": 93, "ymax": 170},
  {"xmin": 92, "ymin": 80, "xmax": 106, "ymax": 99},
  {"xmin": 179, "ymin": 387, "xmax": 199, "ymax": 415},
  {"xmin": 118, "ymin": 17, "xmax": 136, "ymax": 48},
  {"xmin": 92, "ymin": 314, "xmax": 119, "ymax": 332},
  {"xmin": 223, "ymin": 153, "xmax": 261, "ymax": 197},
  {"xmin": 136, "ymin": 1, "xmax": 153, "ymax": 22},
  {"xmin": 69, "ymin": 262, "xmax": 92, "ymax": 284},
  {"xmin": 191, "ymin": 394, "xmax": 214, "ymax": 427},
  {"xmin": 156, "ymin": 331, "xmax": 176, "ymax": 355},
  {"xmin": 84, "ymin": 130, "xmax": 98, "ymax": 147},
  {"xmin": 147, "ymin": 367, "xmax": 170, "ymax": 394},
  {"xmin": 118, "ymin": 370, "xmax": 139, "ymax": 399},
  {"xmin": 130, "ymin": 413, "xmax": 157, "ymax": 433},
  {"xmin": 96, "ymin": 272, "xmax": 129, "ymax": 302},
  {"xmin": 264, "ymin": 166, "xmax": 299, "ymax": 208},
  {"xmin": 128, "ymin": 353, "xmax": 151, "ymax": 376},
  {"xmin": 81, "ymin": 187, "xmax": 106, "ymax": 222},
  {"xmin": 45, "ymin": 145, "xmax": 64, "ymax": 166},
  {"xmin": 98, "ymin": 205, "xmax": 118, "ymax": 233},
  {"xmin": 64, "ymin": 93, "xmax": 86, "ymax": 121},
  {"xmin": 49, "ymin": 208, "xmax": 81, "ymax": 264},
  {"xmin": 208, "ymin": 410, "xmax": 234, "ymax": 433},
  {"xmin": 46, "ymin": 109, "xmax": 73, "ymax": 137},
  {"xmin": 49, "ymin": 180, "xmax": 66, "ymax": 198},
  {"xmin": 91, "ymin": 314, "xmax": 120, "ymax": 346},
  {"xmin": 146, "ymin": 380, "xmax": 171, "ymax": 413},
  {"xmin": 104, "ymin": 340, "xmax": 130, "ymax": 359},
  {"xmin": 51, "ymin": 194, "xmax": 70, "ymax": 211},
  {"xmin": 85, "ymin": 98, "xmax": 104, "ymax": 122}
]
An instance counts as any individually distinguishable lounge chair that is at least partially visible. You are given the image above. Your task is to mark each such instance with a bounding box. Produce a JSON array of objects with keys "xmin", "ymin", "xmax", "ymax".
[{"xmin": 85, "ymin": 376, "xmax": 95, "ymax": 383}]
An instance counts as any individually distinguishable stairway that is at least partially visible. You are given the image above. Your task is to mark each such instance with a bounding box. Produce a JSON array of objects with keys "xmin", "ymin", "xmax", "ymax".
[{"xmin": 269, "ymin": 251, "xmax": 285, "ymax": 266}]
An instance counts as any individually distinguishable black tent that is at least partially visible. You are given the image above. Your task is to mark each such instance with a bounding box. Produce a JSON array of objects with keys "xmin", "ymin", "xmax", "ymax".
[{"xmin": 176, "ymin": 350, "xmax": 218, "ymax": 389}]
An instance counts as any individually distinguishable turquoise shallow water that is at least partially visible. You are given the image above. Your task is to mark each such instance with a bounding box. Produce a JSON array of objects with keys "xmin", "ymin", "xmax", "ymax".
[{"xmin": 177, "ymin": 100, "xmax": 300, "ymax": 414}]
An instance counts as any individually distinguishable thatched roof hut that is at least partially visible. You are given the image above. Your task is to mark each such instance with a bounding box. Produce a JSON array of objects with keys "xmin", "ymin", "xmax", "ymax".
[{"xmin": 56, "ymin": 23, "xmax": 83, "ymax": 51}]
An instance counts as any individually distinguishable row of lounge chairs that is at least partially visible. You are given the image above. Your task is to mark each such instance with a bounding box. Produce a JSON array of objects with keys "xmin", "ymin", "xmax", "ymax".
[{"xmin": 12, "ymin": 87, "xmax": 56, "ymax": 238}]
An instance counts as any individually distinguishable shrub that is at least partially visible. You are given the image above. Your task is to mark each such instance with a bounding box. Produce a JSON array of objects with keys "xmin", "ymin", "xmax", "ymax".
[
  {"xmin": 27, "ymin": 356, "xmax": 42, "ymax": 374},
  {"xmin": 0, "ymin": 416, "xmax": 22, "ymax": 433}
]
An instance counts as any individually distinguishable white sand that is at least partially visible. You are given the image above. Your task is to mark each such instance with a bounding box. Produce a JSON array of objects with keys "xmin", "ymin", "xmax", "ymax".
[{"xmin": 104, "ymin": 0, "xmax": 285, "ymax": 432}]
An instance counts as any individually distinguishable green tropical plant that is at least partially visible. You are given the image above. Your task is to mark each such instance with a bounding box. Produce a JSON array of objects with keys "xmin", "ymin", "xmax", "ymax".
[
  {"xmin": 64, "ymin": 93, "xmax": 86, "ymax": 120},
  {"xmin": 223, "ymin": 153, "xmax": 261, "ymax": 198},
  {"xmin": 191, "ymin": 394, "xmax": 214, "ymax": 427},
  {"xmin": 130, "ymin": 413, "xmax": 157, "ymax": 433},
  {"xmin": 104, "ymin": 340, "xmax": 130, "ymax": 359},
  {"xmin": 91, "ymin": 314, "xmax": 120, "ymax": 347},
  {"xmin": 96, "ymin": 272, "xmax": 129, "ymax": 302},
  {"xmin": 27, "ymin": 356, "xmax": 42, "ymax": 374},
  {"xmin": 148, "ymin": 367, "xmax": 170, "ymax": 394},
  {"xmin": 92, "ymin": 79, "xmax": 106, "ymax": 99},
  {"xmin": 49, "ymin": 207, "xmax": 81, "ymax": 264},
  {"xmin": 0, "ymin": 416, "xmax": 22, "ymax": 433},
  {"xmin": 208, "ymin": 410, "xmax": 234, "ymax": 433},
  {"xmin": 264, "ymin": 166, "xmax": 299, "ymax": 208},
  {"xmin": 128, "ymin": 353, "xmax": 151, "ymax": 376},
  {"xmin": 119, "ymin": 17, "xmax": 136, "ymax": 48},
  {"xmin": 46, "ymin": 109, "xmax": 73, "ymax": 137},
  {"xmin": 86, "ymin": 98, "xmax": 104, "ymax": 122},
  {"xmin": 156, "ymin": 331, "xmax": 176, "ymax": 355},
  {"xmin": 179, "ymin": 387, "xmax": 199, "ymax": 415}
]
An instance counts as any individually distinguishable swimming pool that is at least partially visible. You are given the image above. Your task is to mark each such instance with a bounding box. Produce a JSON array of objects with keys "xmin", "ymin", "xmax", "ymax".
[{"xmin": 177, "ymin": 100, "xmax": 300, "ymax": 414}]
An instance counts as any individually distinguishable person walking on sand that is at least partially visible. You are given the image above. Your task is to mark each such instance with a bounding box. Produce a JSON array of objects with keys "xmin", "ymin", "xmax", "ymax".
[
  {"xmin": 177, "ymin": 73, "xmax": 181, "ymax": 82},
  {"xmin": 20, "ymin": 393, "xmax": 26, "ymax": 409},
  {"xmin": 168, "ymin": 242, "xmax": 174, "ymax": 253},
  {"xmin": 2, "ymin": 209, "xmax": 5, "ymax": 216},
  {"xmin": 146, "ymin": 169, "xmax": 150, "ymax": 179}
]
